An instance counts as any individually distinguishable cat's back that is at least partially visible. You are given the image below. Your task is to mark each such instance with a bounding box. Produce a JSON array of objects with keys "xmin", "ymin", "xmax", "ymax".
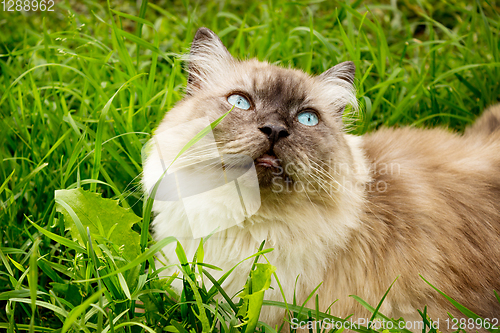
[
  {"xmin": 363, "ymin": 105, "xmax": 500, "ymax": 192},
  {"xmin": 354, "ymin": 105, "xmax": 500, "ymax": 319}
]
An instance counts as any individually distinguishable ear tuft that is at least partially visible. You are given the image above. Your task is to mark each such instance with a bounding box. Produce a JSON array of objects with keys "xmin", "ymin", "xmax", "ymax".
[
  {"xmin": 319, "ymin": 61, "xmax": 356, "ymax": 86},
  {"xmin": 187, "ymin": 27, "xmax": 234, "ymax": 94},
  {"xmin": 192, "ymin": 27, "xmax": 220, "ymax": 45},
  {"xmin": 317, "ymin": 61, "xmax": 358, "ymax": 115}
]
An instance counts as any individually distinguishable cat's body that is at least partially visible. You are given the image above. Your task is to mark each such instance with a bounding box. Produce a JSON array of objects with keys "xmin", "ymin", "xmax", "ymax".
[{"xmin": 143, "ymin": 27, "xmax": 500, "ymax": 328}]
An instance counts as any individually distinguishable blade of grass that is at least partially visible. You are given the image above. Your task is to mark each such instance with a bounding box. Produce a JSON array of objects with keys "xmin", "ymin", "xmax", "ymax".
[{"xmin": 90, "ymin": 73, "xmax": 146, "ymax": 192}]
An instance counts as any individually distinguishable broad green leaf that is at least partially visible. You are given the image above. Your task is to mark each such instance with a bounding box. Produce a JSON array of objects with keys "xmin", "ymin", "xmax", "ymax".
[
  {"xmin": 237, "ymin": 263, "xmax": 276, "ymax": 332},
  {"xmin": 55, "ymin": 188, "xmax": 141, "ymax": 261}
]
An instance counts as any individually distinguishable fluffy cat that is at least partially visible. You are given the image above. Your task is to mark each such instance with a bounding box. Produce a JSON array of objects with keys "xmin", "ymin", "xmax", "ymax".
[{"xmin": 142, "ymin": 27, "xmax": 500, "ymax": 328}]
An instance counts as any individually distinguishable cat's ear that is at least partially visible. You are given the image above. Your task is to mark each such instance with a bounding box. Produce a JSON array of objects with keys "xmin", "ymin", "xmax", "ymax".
[
  {"xmin": 319, "ymin": 61, "xmax": 356, "ymax": 86},
  {"xmin": 318, "ymin": 61, "xmax": 357, "ymax": 114},
  {"xmin": 186, "ymin": 27, "xmax": 234, "ymax": 95}
]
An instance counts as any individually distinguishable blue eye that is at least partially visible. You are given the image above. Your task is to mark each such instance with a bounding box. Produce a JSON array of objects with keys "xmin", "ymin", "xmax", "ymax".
[
  {"xmin": 227, "ymin": 94, "xmax": 251, "ymax": 110},
  {"xmin": 297, "ymin": 111, "xmax": 319, "ymax": 126}
]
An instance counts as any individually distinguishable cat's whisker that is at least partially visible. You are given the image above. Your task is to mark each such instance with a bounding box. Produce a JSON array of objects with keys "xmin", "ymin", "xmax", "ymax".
[
  {"xmin": 308, "ymin": 159, "xmax": 406, "ymax": 223},
  {"xmin": 124, "ymin": 172, "xmax": 144, "ymax": 193},
  {"xmin": 304, "ymin": 177, "xmax": 330, "ymax": 207},
  {"xmin": 308, "ymin": 161, "xmax": 356, "ymax": 199},
  {"xmin": 308, "ymin": 159, "xmax": 352, "ymax": 190},
  {"xmin": 307, "ymin": 172, "xmax": 342, "ymax": 205},
  {"xmin": 301, "ymin": 179, "xmax": 323, "ymax": 217}
]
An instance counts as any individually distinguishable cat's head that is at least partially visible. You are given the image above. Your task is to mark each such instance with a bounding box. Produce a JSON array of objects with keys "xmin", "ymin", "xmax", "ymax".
[{"xmin": 157, "ymin": 27, "xmax": 358, "ymax": 197}]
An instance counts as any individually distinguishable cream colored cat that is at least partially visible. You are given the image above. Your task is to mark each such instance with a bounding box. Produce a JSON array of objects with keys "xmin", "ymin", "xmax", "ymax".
[{"xmin": 142, "ymin": 27, "xmax": 500, "ymax": 329}]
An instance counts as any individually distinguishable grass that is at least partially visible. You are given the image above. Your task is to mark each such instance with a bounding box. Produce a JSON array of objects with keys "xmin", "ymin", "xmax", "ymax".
[{"xmin": 0, "ymin": 0, "xmax": 500, "ymax": 331}]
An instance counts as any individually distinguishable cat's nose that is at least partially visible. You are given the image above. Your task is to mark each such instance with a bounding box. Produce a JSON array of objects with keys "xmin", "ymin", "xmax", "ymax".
[{"xmin": 259, "ymin": 124, "xmax": 289, "ymax": 145}]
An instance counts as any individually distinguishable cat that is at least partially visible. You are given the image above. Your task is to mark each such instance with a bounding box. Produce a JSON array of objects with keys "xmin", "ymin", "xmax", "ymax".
[{"xmin": 142, "ymin": 27, "xmax": 500, "ymax": 330}]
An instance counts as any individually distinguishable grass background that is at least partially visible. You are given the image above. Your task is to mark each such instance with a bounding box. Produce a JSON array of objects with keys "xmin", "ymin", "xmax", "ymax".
[{"xmin": 0, "ymin": 0, "xmax": 499, "ymax": 331}]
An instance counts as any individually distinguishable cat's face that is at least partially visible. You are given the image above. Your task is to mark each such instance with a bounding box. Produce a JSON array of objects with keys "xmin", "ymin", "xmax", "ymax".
[{"xmin": 158, "ymin": 28, "xmax": 357, "ymax": 195}]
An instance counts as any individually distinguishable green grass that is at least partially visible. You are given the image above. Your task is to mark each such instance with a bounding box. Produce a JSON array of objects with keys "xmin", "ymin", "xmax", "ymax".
[{"xmin": 0, "ymin": 0, "xmax": 499, "ymax": 331}]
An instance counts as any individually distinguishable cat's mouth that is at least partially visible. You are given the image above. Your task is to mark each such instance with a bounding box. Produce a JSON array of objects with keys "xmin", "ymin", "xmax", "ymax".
[
  {"xmin": 255, "ymin": 153, "xmax": 281, "ymax": 169},
  {"xmin": 254, "ymin": 152, "xmax": 291, "ymax": 190}
]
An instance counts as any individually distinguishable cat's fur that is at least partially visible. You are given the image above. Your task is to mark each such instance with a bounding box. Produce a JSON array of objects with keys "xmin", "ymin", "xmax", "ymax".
[{"xmin": 143, "ymin": 27, "xmax": 500, "ymax": 327}]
